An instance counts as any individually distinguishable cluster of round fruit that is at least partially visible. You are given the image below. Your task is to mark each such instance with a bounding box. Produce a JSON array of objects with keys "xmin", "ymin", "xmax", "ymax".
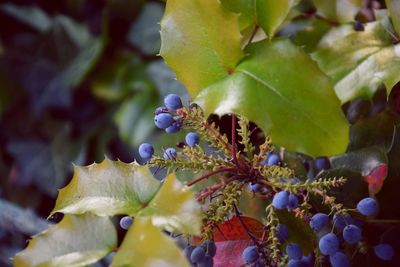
[
  {"xmin": 309, "ymin": 197, "xmax": 394, "ymax": 266},
  {"xmin": 137, "ymin": 94, "xmax": 202, "ymax": 162},
  {"xmin": 184, "ymin": 240, "xmax": 216, "ymax": 267}
]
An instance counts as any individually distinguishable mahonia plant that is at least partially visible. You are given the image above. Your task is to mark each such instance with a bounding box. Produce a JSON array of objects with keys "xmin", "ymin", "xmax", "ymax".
[{"xmin": 138, "ymin": 94, "xmax": 395, "ymax": 267}]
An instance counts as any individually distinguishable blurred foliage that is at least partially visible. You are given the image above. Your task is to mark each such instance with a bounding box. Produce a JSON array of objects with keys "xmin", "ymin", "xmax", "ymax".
[{"xmin": 0, "ymin": 1, "xmax": 188, "ymax": 266}]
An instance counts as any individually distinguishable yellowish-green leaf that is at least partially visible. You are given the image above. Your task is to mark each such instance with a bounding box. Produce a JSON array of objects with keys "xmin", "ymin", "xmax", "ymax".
[
  {"xmin": 138, "ymin": 173, "xmax": 202, "ymax": 236},
  {"xmin": 312, "ymin": 20, "xmax": 400, "ymax": 103},
  {"xmin": 160, "ymin": 0, "xmax": 244, "ymax": 97},
  {"xmin": 256, "ymin": 0, "xmax": 300, "ymax": 38},
  {"xmin": 51, "ymin": 158, "xmax": 160, "ymax": 217},
  {"xmin": 111, "ymin": 218, "xmax": 189, "ymax": 267},
  {"xmin": 195, "ymin": 39, "xmax": 348, "ymax": 157},
  {"xmin": 386, "ymin": 0, "xmax": 400, "ymax": 36},
  {"xmin": 312, "ymin": 0, "xmax": 363, "ymax": 23},
  {"xmin": 220, "ymin": 0, "xmax": 256, "ymax": 30},
  {"xmin": 14, "ymin": 214, "xmax": 117, "ymax": 267}
]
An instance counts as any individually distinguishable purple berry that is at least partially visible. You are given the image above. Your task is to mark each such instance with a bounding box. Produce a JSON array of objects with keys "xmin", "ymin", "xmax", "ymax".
[
  {"xmin": 357, "ymin": 197, "xmax": 378, "ymax": 216},
  {"xmin": 165, "ymin": 120, "xmax": 182, "ymax": 133},
  {"xmin": 276, "ymin": 224, "xmax": 289, "ymax": 243},
  {"xmin": 164, "ymin": 94, "xmax": 183, "ymax": 110},
  {"xmin": 267, "ymin": 153, "xmax": 280, "ymax": 166},
  {"xmin": 201, "ymin": 240, "xmax": 217, "ymax": 257},
  {"xmin": 319, "ymin": 233, "xmax": 339, "ymax": 256},
  {"xmin": 286, "ymin": 243, "xmax": 302, "ymax": 260},
  {"xmin": 333, "ymin": 213, "xmax": 352, "ymax": 231},
  {"xmin": 154, "ymin": 113, "xmax": 174, "ymax": 129},
  {"xmin": 315, "ymin": 157, "xmax": 331, "ymax": 172},
  {"xmin": 197, "ymin": 255, "xmax": 213, "ymax": 267},
  {"xmin": 190, "ymin": 246, "xmax": 206, "ymax": 263},
  {"xmin": 343, "ymin": 224, "xmax": 362, "ymax": 244},
  {"xmin": 287, "ymin": 194, "xmax": 299, "ymax": 210},
  {"xmin": 249, "ymin": 183, "xmax": 262, "ymax": 192},
  {"xmin": 185, "ymin": 132, "xmax": 200, "ymax": 147},
  {"xmin": 374, "ymin": 243, "xmax": 394, "ymax": 261},
  {"xmin": 242, "ymin": 245, "xmax": 258, "ymax": 263},
  {"xmin": 154, "ymin": 106, "xmax": 169, "ymax": 115},
  {"xmin": 272, "ymin": 191, "xmax": 289, "ymax": 210},
  {"xmin": 310, "ymin": 213, "xmax": 329, "ymax": 231},
  {"xmin": 288, "ymin": 259, "xmax": 307, "ymax": 267},
  {"xmin": 163, "ymin": 148, "xmax": 177, "ymax": 160},
  {"xmin": 329, "ymin": 251, "xmax": 350, "ymax": 267},
  {"xmin": 138, "ymin": 143, "xmax": 154, "ymax": 160},
  {"xmin": 119, "ymin": 216, "xmax": 133, "ymax": 230}
]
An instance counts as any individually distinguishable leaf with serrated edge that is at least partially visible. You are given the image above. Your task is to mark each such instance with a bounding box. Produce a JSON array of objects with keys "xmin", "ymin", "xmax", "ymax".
[
  {"xmin": 312, "ymin": 20, "xmax": 400, "ymax": 103},
  {"xmin": 196, "ymin": 39, "xmax": 348, "ymax": 157},
  {"xmin": 160, "ymin": 0, "xmax": 244, "ymax": 97},
  {"xmin": 51, "ymin": 158, "xmax": 160, "ymax": 217},
  {"xmin": 256, "ymin": 0, "xmax": 300, "ymax": 38},
  {"xmin": 14, "ymin": 214, "xmax": 117, "ymax": 267},
  {"xmin": 111, "ymin": 218, "xmax": 189, "ymax": 267},
  {"xmin": 138, "ymin": 173, "xmax": 202, "ymax": 235}
]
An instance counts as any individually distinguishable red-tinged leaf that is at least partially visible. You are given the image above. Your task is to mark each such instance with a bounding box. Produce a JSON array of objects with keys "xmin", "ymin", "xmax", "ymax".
[
  {"xmin": 363, "ymin": 163, "xmax": 388, "ymax": 195},
  {"xmin": 214, "ymin": 239, "xmax": 253, "ymax": 267},
  {"xmin": 213, "ymin": 216, "xmax": 264, "ymax": 241}
]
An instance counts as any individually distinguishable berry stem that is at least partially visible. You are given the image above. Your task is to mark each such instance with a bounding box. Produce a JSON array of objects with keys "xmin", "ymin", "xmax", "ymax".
[
  {"xmin": 187, "ymin": 167, "xmax": 236, "ymax": 187},
  {"xmin": 231, "ymin": 114, "xmax": 239, "ymax": 167}
]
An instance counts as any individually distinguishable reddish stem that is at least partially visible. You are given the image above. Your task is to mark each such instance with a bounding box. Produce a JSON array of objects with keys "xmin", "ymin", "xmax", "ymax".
[
  {"xmin": 187, "ymin": 167, "xmax": 236, "ymax": 187},
  {"xmin": 231, "ymin": 114, "xmax": 239, "ymax": 167}
]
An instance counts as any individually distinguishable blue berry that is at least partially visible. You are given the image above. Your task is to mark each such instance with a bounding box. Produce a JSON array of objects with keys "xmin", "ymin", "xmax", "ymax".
[
  {"xmin": 184, "ymin": 245, "xmax": 195, "ymax": 263},
  {"xmin": 286, "ymin": 243, "xmax": 302, "ymax": 260},
  {"xmin": 164, "ymin": 94, "xmax": 183, "ymax": 110},
  {"xmin": 272, "ymin": 191, "xmax": 289, "ymax": 210},
  {"xmin": 242, "ymin": 245, "xmax": 258, "ymax": 263},
  {"xmin": 201, "ymin": 240, "xmax": 217, "ymax": 257},
  {"xmin": 276, "ymin": 224, "xmax": 289, "ymax": 243},
  {"xmin": 138, "ymin": 143, "xmax": 154, "ymax": 160},
  {"xmin": 190, "ymin": 246, "xmax": 206, "ymax": 263},
  {"xmin": 310, "ymin": 213, "xmax": 329, "ymax": 231},
  {"xmin": 163, "ymin": 148, "xmax": 177, "ymax": 160},
  {"xmin": 249, "ymin": 183, "xmax": 262, "ymax": 192},
  {"xmin": 197, "ymin": 255, "xmax": 213, "ymax": 267},
  {"xmin": 154, "ymin": 113, "xmax": 174, "ymax": 129},
  {"xmin": 374, "ymin": 243, "xmax": 394, "ymax": 261},
  {"xmin": 267, "ymin": 153, "xmax": 281, "ymax": 166},
  {"xmin": 342, "ymin": 224, "xmax": 361, "ymax": 244},
  {"xmin": 165, "ymin": 120, "xmax": 182, "ymax": 133},
  {"xmin": 315, "ymin": 157, "xmax": 331, "ymax": 172},
  {"xmin": 155, "ymin": 106, "xmax": 169, "ymax": 115},
  {"xmin": 287, "ymin": 194, "xmax": 299, "ymax": 210},
  {"xmin": 333, "ymin": 213, "xmax": 352, "ymax": 231},
  {"xmin": 288, "ymin": 259, "xmax": 307, "ymax": 267},
  {"xmin": 357, "ymin": 197, "xmax": 378, "ymax": 216},
  {"xmin": 119, "ymin": 216, "xmax": 133, "ymax": 230},
  {"xmin": 301, "ymin": 253, "xmax": 314, "ymax": 267},
  {"xmin": 319, "ymin": 233, "xmax": 339, "ymax": 255},
  {"xmin": 329, "ymin": 252, "xmax": 350, "ymax": 267},
  {"xmin": 185, "ymin": 132, "xmax": 200, "ymax": 147}
]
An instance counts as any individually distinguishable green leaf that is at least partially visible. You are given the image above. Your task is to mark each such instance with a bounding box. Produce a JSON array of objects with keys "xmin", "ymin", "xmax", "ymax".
[
  {"xmin": 312, "ymin": 0, "xmax": 363, "ymax": 23},
  {"xmin": 256, "ymin": 0, "xmax": 300, "ymax": 38},
  {"xmin": 160, "ymin": 0, "xmax": 244, "ymax": 97},
  {"xmin": 386, "ymin": 0, "xmax": 400, "ymax": 36},
  {"xmin": 312, "ymin": 20, "xmax": 400, "ymax": 103},
  {"xmin": 196, "ymin": 39, "xmax": 349, "ymax": 157},
  {"xmin": 0, "ymin": 4, "xmax": 52, "ymax": 32},
  {"xmin": 220, "ymin": 0, "xmax": 256, "ymax": 30},
  {"xmin": 111, "ymin": 218, "xmax": 189, "ymax": 267},
  {"xmin": 138, "ymin": 173, "xmax": 202, "ymax": 235},
  {"xmin": 14, "ymin": 214, "xmax": 117, "ymax": 267},
  {"xmin": 51, "ymin": 158, "xmax": 160, "ymax": 217}
]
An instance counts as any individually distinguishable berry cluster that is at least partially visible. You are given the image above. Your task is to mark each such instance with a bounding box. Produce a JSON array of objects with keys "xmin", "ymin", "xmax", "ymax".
[
  {"xmin": 184, "ymin": 240, "xmax": 216, "ymax": 267},
  {"xmin": 135, "ymin": 94, "xmax": 395, "ymax": 267}
]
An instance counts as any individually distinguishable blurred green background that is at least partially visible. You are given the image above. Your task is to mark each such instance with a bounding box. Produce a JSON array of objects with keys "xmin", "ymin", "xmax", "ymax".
[{"xmin": 0, "ymin": 1, "xmax": 190, "ymax": 265}]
